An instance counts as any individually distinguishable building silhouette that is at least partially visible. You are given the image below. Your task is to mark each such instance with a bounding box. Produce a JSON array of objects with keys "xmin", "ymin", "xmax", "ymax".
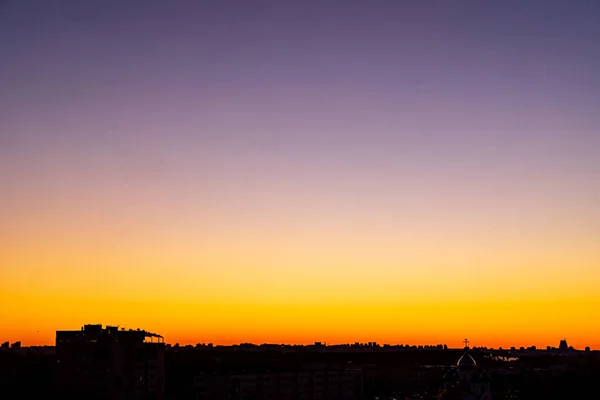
[
  {"xmin": 56, "ymin": 324, "xmax": 165, "ymax": 400},
  {"xmin": 558, "ymin": 339, "xmax": 569, "ymax": 353}
]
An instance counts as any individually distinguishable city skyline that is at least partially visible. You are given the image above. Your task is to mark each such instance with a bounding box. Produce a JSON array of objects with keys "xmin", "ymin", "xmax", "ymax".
[
  {"xmin": 2, "ymin": 323, "xmax": 596, "ymax": 399},
  {"xmin": 2, "ymin": 330, "xmax": 591, "ymax": 353},
  {"xmin": 2, "ymin": 1, "xmax": 600, "ymax": 349}
]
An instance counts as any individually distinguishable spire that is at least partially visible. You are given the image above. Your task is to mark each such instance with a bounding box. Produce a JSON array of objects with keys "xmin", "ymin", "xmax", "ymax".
[{"xmin": 457, "ymin": 339, "xmax": 476, "ymax": 369}]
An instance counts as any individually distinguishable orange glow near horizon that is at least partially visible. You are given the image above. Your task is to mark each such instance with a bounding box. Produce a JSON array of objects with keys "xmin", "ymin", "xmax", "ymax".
[
  {"xmin": 2, "ymin": 214, "xmax": 600, "ymax": 349},
  {"xmin": 3, "ymin": 295, "xmax": 600, "ymax": 349}
]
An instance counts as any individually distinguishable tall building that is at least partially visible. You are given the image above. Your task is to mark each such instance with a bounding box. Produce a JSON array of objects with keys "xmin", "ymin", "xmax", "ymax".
[
  {"xmin": 558, "ymin": 339, "xmax": 569, "ymax": 353},
  {"xmin": 56, "ymin": 324, "xmax": 165, "ymax": 400}
]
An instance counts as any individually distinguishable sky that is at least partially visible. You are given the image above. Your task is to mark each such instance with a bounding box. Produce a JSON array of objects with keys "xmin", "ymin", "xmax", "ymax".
[{"xmin": 1, "ymin": 0, "xmax": 599, "ymax": 349}]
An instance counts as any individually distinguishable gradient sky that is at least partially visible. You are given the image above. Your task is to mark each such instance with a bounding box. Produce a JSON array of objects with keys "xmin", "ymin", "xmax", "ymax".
[{"xmin": 1, "ymin": 0, "xmax": 600, "ymax": 349}]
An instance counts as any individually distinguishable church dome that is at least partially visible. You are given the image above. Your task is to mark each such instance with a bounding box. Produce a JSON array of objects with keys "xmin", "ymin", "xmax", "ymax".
[{"xmin": 457, "ymin": 352, "xmax": 476, "ymax": 368}]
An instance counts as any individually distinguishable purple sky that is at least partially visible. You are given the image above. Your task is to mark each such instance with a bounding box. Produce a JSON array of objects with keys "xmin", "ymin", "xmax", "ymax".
[
  {"xmin": 3, "ymin": 2, "xmax": 599, "ymax": 169},
  {"xmin": 2, "ymin": 0, "xmax": 599, "ymax": 237}
]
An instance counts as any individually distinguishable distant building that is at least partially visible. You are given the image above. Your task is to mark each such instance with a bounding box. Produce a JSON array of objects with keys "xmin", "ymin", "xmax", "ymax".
[
  {"xmin": 558, "ymin": 339, "xmax": 569, "ymax": 353},
  {"xmin": 56, "ymin": 324, "xmax": 165, "ymax": 400}
]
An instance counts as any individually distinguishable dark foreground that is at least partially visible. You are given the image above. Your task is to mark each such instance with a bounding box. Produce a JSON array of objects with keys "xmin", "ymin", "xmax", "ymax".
[{"xmin": 1, "ymin": 343, "xmax": 599, "ymax": 399}]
